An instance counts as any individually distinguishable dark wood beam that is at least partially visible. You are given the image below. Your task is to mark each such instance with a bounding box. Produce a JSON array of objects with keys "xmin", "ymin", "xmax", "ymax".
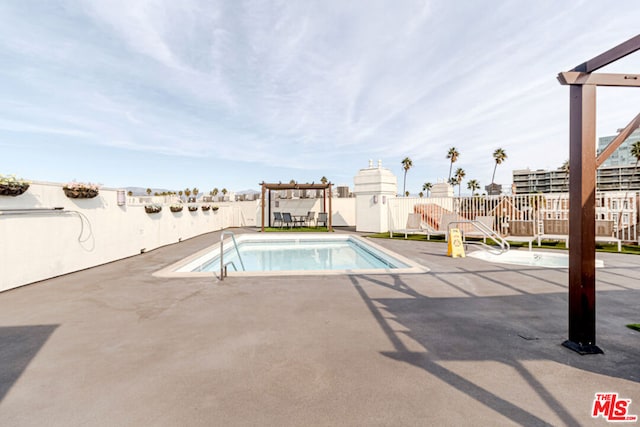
[
  {"xmin": 563, "ymin": 84, "xmax": 603, "ymax": 355},
  {"xmin": 261, "ymin": 183, "xmax": 266, "ymax": 232},
  {"xmin": 328, "ymin": 183, "xmax": 333, "ymax": 231},
  {"xmin": 572, "ymin": 34, "xmax": 640, "ymax": 73},
  {"xmin": 558, "ymin": 72, "xmax": 640, "ymax": 87},
  {"xmin": 596, "ymin": 112, "xmax": 640, "ymax": 168}
]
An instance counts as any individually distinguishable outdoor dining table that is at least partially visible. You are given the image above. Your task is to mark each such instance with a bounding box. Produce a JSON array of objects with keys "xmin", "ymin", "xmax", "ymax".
[{"xmin": 291, "ymin": 215, "xmax": 307, "ymax": 227}]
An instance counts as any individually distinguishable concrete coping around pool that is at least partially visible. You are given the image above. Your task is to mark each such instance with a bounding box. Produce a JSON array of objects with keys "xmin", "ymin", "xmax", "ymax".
[{"xmin": 153, "ymin": 233, "xmax": 430, "ymax": 278}]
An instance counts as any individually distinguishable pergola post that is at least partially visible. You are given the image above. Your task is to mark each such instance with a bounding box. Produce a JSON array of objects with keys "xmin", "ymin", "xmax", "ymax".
[
  {"xmin": 328, "ymin": 183, "xmax": 333, "ymax": 231},
  {"xmin": 563, "ymin": 84, "xmax": 601, "ymax": 354},
  {"xmin": 261, "ymin": 183, "xmax": 266, "ymax": 232},
  {"xmin": 557, "ymin": 33, "xmax": 640, "ymax": 354}
]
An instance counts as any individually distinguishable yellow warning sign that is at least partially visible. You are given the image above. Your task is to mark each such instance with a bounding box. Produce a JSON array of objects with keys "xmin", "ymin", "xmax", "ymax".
[{"xmin": 447, "ymin": 228, "xmax": 465, "ymax": 258}]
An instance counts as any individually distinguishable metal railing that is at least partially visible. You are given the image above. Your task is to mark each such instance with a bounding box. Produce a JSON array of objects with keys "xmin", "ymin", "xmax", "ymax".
[
  {"xmin": 219, "ymin": 231, "xmax": 245, "ymax": 280},
  {"xmin": 447, "ymin": 220, "xmax": 510, "ymax": 253},
  {"xmin": 388, "ymin": 191, "xmax": 639, "ymax": 243}
]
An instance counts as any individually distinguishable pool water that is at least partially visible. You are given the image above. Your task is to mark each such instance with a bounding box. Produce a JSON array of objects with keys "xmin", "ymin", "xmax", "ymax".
[
  {"xmin": 166, "ymin": 234, "xmax": 428, "ymax": 276},
  {"xmin": 193, "ymin": 239, "xmax": 406, "ymax": 272}
]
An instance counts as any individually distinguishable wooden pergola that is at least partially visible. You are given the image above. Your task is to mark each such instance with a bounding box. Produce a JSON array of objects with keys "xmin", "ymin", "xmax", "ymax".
[
  {"xmin": 557, "ymin": 34, "xmax": 640, "ymax": 354},
  {"xmin": 260, "ymin": 182, "xmax": 333, "ymax": 231}
]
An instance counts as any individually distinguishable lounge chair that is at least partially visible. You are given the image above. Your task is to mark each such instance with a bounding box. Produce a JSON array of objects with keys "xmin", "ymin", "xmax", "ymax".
[
  {"xmin": 463, "ymin": 216, "xmax": 495, "ymax": 243},
  {"xmin": 273, "ymin": 212, "xmax": 283, "ymax": 228},
  {"xmin": 305, "ymin": 211, "xmax": 316, "ymax": 227},
  {"xmin": 282, "ymin": 212, "xmax": 295, "ymax": 228},
  {"xmin": 595, "ymin": 220, "xmax": 622, "ymax": 252},
  {"xmin": 538, "ymin": 219, "xmax": 622, "ymax": 252},
  {"xmin": 506, "ymin": 220, "xmax": 537, "ymax": 251},
  {"xmin": 391, "ymin": 213, "xmax": 429, "ymax": 239},
  {"xmin": 538, "ymin": 219, "xmax": 569, "ymax": 247},
  {"xmin": 317, "ymin": 212, "xmax": 328, "ymax": 227}
]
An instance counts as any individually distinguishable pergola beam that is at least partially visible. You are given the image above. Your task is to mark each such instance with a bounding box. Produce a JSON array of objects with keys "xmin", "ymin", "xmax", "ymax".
[
  {"xmin": 558, "ymin": 72, "xmax": 640, "ymax": 87},
  {"xmin": 260, "ymin": 182, "xmax": 333, "ymax": 232},
  {"xmin": 572, "ymin": 34, "xmax": 640, "ymax": 73},
  {"xmin": 596, "ymin": 112, "xmax": 640, "ymax": 168}
]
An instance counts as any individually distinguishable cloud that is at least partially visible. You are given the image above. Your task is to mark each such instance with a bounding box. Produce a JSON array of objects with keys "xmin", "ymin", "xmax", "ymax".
[{"xmin": 1, "ymin": 0, "xmax": 640, "ymax": 191}]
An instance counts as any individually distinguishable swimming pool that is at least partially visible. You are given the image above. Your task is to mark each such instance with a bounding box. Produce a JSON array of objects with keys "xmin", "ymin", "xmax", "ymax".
[
  {"xmin": 468, "ymin": 249, "xmax": 605, "ymax": 268},
  {"xmin": 156, "ymin": 233, "xmax": 429, "ymax": 277}
]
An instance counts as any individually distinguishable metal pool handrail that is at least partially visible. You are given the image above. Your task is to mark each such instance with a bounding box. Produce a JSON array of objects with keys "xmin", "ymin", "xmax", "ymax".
[{"xmin": 220, "ymin": 231, "xmax": 245, "ymax": 280}]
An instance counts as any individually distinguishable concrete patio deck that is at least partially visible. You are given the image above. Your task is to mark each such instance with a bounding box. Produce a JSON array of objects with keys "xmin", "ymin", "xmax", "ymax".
[{"xmin": 1, "ymin": 228, "xmax": 639, "ymax": 426}]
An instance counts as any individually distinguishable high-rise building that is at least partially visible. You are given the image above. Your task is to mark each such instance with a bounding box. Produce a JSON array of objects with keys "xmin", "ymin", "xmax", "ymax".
[
  {"xmin": 513, "ymin": 165, "xmax": 640, "ymax": 194},
  {"xmin": 597, "ymin": 128, "xmax": 640, "ymax": 167}
]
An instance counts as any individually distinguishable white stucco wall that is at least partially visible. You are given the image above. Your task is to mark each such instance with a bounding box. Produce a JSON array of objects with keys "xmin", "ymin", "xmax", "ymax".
[
  {"xmin": 0, "ymin": 182, "xmax": 239, "ymax": 292},
  {"xmin": 0, "ymin": 183, "xmax": 357, "ymax": 292}
]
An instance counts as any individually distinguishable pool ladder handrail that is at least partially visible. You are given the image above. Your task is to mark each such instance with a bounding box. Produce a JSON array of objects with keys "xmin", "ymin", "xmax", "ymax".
[
  {"xmin": 447, "ymin": 220, "xmax": 510, "ymax": 253},
  {"xmin": 220, "ymin": 231, "xmax": 245, "ymax": 280}
]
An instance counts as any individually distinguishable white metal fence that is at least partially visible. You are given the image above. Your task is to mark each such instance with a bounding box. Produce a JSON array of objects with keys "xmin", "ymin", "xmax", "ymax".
[{"xmin": 388, "ymin": 192, "xmax": 638, "ymax": 242}]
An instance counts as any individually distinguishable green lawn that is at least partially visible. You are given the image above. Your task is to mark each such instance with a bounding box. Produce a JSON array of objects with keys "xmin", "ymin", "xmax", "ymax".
[
  {"xmin": 367, "ymin": 232, "xmax": 639, "ymax": 255},
  {"xmin": 627, "ymin": 324, "xmax": 640, "ymax": 332}
]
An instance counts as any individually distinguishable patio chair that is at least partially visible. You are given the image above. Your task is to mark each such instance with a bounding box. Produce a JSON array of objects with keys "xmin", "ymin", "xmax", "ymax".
[
  {"xmin": 282, "ymin": 212, "xmax": 295, "ymax": 228},
  {"xmin": 273, "ymin": 212, "xmax": 283, "ymax": 228},
  {"xmin": 391, "ymin": 213, "xmax": 429, "ymax": 239},
  {"xmin": 317, "ymin": 212, "xmax": 328, "ymax": 227},
  {"xmin": 506, "ymin": 220, "xmax": 537, "ymax": 251},
  {"xmin": 305, "ymin": 211, "xmax": 316, "ymax": 227}
]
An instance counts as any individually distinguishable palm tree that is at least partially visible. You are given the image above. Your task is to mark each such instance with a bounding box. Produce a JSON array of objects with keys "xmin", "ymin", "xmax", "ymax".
[
  {"xmin": 146, "ymin": 188, "xmax": 151, "ymax": 196},
  {"xmin": 491, "ymin": 148, "xmax": 507, "ymax": 184},
  {"xmin": 422, "ymin": 182, "xmax": 433, "ymax": 198},
  {"xmin": 320, "ymin": 176, "xmax": 328, "ymax": 184},
  {"xmin": 446, "ymin": 147, "xmax": 459, "ymax": 181},
  {"xmin": 192, "ymin": 188, "xmax": 199, "ymax": 198},
  {"xmin": 419, "ymin": 191, "xmax": 424, "ymax": 198},
  {"xmin": 467, "ymin": 179, "xmax": 480, "ymax": 196},
  {"xmin": 454, "ymin": 167, "xmax": 466, "ymax": 197},
  {"xmin": 184, "ymin": 188, "xmax": 191, "ymax": 198},
  {"xmin": 401, "ymin": 157, "xmax": 413, "ymax": 197},
  {"xmin": 221, "ymin": 188, "xmax": 228, "ymax": 197},
  {"xmin": 630, "ymin": 141, "xmax": 640, "ymax": 177},
  {"xmin": 127, "ymin": 190, "xmax": 133, "ymax": 197},
  {"xmin": 178, "ymin": 190, "xmax": 183, "ymax": 199},
  {"xmin": 212, "ymin": 188, "xmax": 219, "ymax": 197}
]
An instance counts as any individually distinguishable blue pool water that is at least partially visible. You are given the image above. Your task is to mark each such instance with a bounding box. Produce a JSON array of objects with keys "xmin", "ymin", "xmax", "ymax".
[{"xmin": 184, "ymin": 236, "xmax": 410, "ymax": 272}]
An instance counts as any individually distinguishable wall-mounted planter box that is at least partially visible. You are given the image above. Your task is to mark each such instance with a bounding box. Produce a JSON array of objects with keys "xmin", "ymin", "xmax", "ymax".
[{"xmin": 0, "ymin": 183, "xmax": 29, "ymax": 196}]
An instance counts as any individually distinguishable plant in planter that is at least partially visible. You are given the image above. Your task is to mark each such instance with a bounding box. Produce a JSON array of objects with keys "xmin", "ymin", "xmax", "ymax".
[
  {"xmin": 188, "ymin": 205, "xmax": 198, "ymax": 212},
  {"xmin": 0, "ymin": 174, "xmax": 30, "ymax": 196},
  {"xmin": 170, "ymin": 203, "xmax": 183, "ymax": 212},
  {"xmin": 212, "ymin": 206, "xmax": 220, "ymax": 211},
  {"xmin": 63, "ymin": 181, "xmax": 100, "ymax": 199},
  {"xmin": 201, "ymin": 204, "xmax": 211, "ymax": 211},
  {"xmin": 145, "ymin": 204, "xmax": 162, "ymax": 214}
]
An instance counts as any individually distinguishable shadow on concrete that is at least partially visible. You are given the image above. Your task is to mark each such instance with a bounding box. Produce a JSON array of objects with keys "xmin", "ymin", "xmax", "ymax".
[
  {"xmin": 0, "ymin": 325, "xmax": 59, "ymax": 402},
  {"xmin": 349, "ymin": 273, "xmax": 640, "ymax": 426}
]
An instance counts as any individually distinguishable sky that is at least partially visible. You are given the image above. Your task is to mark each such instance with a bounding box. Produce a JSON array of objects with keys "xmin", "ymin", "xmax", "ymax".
[{"xmin": 1, "ymin": 1, "xmax": 640, "ymax": 195}]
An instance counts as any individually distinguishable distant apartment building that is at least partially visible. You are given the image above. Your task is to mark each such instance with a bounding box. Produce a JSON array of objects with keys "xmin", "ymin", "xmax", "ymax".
[
  {"xmin": 513, "ymin": 129, "xmax": 640, "ymax": 194},
  {"xmin": 513, "ymin": 165, "xmax": 640, "ymax": 194}
]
